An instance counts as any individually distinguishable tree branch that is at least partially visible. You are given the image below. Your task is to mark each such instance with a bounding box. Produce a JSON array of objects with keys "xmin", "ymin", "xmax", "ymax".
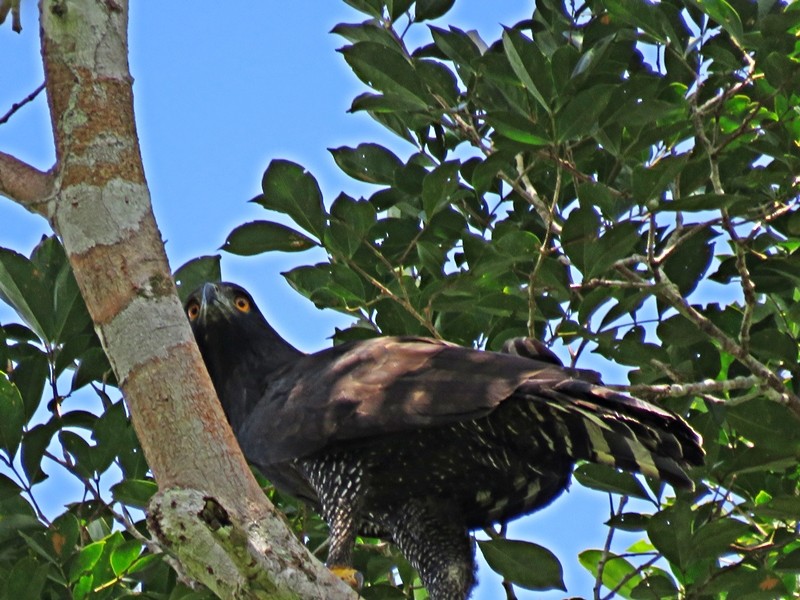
[
  {"xmin": 0, "ymin": 151, "xmax": 54, "ymax": 216},
  {"xmin": 618, "ymin": 375, "xmax": 763, "ymax": 400}
]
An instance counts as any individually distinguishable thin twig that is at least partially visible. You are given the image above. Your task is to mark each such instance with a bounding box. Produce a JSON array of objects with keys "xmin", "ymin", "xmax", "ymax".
[
  {"xmin": 721, "ymin": 209, "xmax": 757, "ymax": 354},
  {"xmin": 348, "ymin": 251, "xmax": 439, "ymax": 338},
  {"xmin": 527, "ymin": 162, "xmax": 562, "ymax": 336},
  {"xmin": 513, "ymin": 153, "xmax": 563, "ymax": 235},
  {"xmin": 573, "ymin": 278, "xmax": 652, "ymax": 291},
  {"xmin": 0, "ymin": 82, "xmax": 45, "ymax": 125},
  {"xmin": 595, "ymin": 495, "xmax": 627, "ymax": 600},
  {"xmin": 602, "ymin": 554, "xmax": 662, "ymax": 600},
  {"xmin": 689, "ymin": 64, "xmax": 759, "ymax": 356}
]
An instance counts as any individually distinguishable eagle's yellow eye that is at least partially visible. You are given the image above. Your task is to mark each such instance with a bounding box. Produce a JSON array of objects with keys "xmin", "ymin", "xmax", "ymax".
[
  {"xmin": 235, "ymin": 296, "xmax": 251, "ymax": 313},
  {"xmin": 187, "ymin": 302, "xmax": 200, "ymax": 320}
]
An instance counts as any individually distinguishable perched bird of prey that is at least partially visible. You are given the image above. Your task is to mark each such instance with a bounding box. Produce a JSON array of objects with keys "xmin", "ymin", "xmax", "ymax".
[{"xmin": 185, "ymin": 281, "xmax": 703, "ymax": 600}]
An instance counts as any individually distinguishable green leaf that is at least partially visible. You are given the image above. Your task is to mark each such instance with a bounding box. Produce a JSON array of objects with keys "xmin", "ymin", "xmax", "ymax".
[
  {"xmin": 415, "ymin": 0, "xmax": 455, "ymax": 21},
  {"xmin": 775, "ymin": 548, "xmax": 800, "ymax": 571},
  {"xmin": 485, "ymin": 111, "xmax": 550, "ymax": 146},
  {"xmin": 430, "ymin": 26, "xmax": 481, "ymax": 70},
  {"xmin": 60, "ymin": 430, "xmax": 99, "ymax": 477},
  {"xmin": 631, "ymin": 154, "xmax": 690, "ymax": 203},
  {"xmin": 69, "ymin": 540, "xmax": 105, "ymax": 583},
  {"xmin": 0, "ymin": 372, "xmax": 25, "ymax": 456},
  {"xmin": 340, "ymin": 42, "xmax": 429, "ymax": 108},
  {"xmin": 387, "ymin": 0, "xmax": 414, "ymax": 20},
  {"xmin": 5, "ymin": 557, "xmax": 50, "ymax": 600},
  {"xmin": 0, "ymin": 471, "xmax": 21, "ymax": 500},
  {"xmin": 173, "ymin": 255, "xmax": 222, "ymax": 303},
  {"xmin": 688, "ymin": 0, "xmax": 743, "ymax": 42},
  {"xmin": 283, "ymin": 264, "xmax": 365, "ymax": 311},
  {"xmin": 414, "ymin": 59, "xmax": 459, "ymax": 106},
  {"xmin": 330, "ymin": 193, "xmax": 376, "ymax": 236},
  {"xmin": 494, "ymin": 228, "xmax": 539, "ymax": 257},
  {"xmin": 45, "ymin": 239, "xmax": 91, "ymax": 344},
  {"xmin": 0, "ymin": 503, "xmax": 42, "ymax": 546},
  {"xmin": 422, "ymin": 161, "xmax": 461, "ymax": 219},
  {"xmin": 561, "ymin": 206, "xmax": 600, "ymax": 276},
  {"xmin": 330, "ymin": 144, "xmax": 403, "ymax": 184},
  {"xmin": 661, "ymin": 227, "xmax": 717, "ymax": 296},
  {"xmin": 21, "ymin": 421, "xmax": 58, "ymax": 485},
  {"xmin": 587, "ymin": 221, "xmax": 641, "ymax": 279},
  {"xmin": 255, "ymin": 160, "xmax": 327, "ymax": 240},
  {"xmin": 573, "ymin": 464, "xmax": 652, "ymax": 501},
  {"xmin": 223, "ymin": 221, "xmax": 317, "ymax": 255},
  {"xmin": 332, "ymin": 21, "xmax": 400, "ymax": 47},
  {"xmin": 750, "ymin": 328, "xmax": 798, "ymax": 364},
  {"xmin": 646, "ymin": 503, "xmax": 693, "ymax": 569},
  {"xmin": 110, "ymin": 539, "xmax": 143, "ymax": 576},
  {"xmin": 502, "ymin": 29, "xmax": 552, "ymax": 114},
  {"xmin": 630, "ymin": 570, "xmax": 678, "ymax": 599},
  {"xmin": 72, "ymin": 573, "xmax": 93, "ymax": 600},
  {"xmin": 350, "ymin": 91, "xmax": 432, "ymax": 114},
  {"xmin": 0, "ymin": 247, "xmax": 49, "ymax": 341},
  {"xmin": 326, "ymin": 194, "xmax": 377, "ymax": 259},
  {"xmin": 605, "ymin": 511, "xmax": 650, "ymax": 532},
  {"xmin": 110, "ymin": 479, "xmax": 158, "ymax": 509},
  {"xmin": 50, "ymin": 512, "xmax": 81, "ymax": 559},
  {"xmin": 725, "ymin": 398, "xmax": 800, "ymax": 453},
  {"xmin": 690, "ymin": 517, "xmax": 751, "ymax": 561},
  {"xmin": 657, "ymin": 313, "xmax": 709, "ymax": 347},
  {"xmin": 71, "ymin": 347, "xmax": 115, "ymax": 391},
  {"xmin": 579, "ymin": 549, "xmax": 642, "ymax": 599},
  {"xmin": 556, "ymin": 85, "xmax": 615, "ymax": 142},
  {"xmin": 478, "ymin": 538, "xmax": 566, "ymax": 591},
  {"xmin": 91, "ymin": 400, "xmax": 131, "ymax": 475},
  {"xmin": 577, "ymin": 182, "xmax": 624, "ymax": 220},
  {"xmin": 342, "ymin": 0, "xmax": 383, "ymax": 18},
  {"xmin": 603, "ymin": 0, "xmax": 676, "ymax": 43},
  {"xmin": 10, "ymin": 347, "xmax": 48, "ymax": 420}
]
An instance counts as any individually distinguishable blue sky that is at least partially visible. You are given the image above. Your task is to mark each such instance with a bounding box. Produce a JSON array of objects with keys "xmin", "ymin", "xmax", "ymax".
[{"xmin": 0, "ymin": 2, "xmax": 664, "ymax": 598}]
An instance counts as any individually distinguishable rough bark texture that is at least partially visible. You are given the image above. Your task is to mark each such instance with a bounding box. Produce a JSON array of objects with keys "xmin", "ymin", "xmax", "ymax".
[{"xmin": 0, "ymin": 1, "xmax": 358, "ymax": 598}]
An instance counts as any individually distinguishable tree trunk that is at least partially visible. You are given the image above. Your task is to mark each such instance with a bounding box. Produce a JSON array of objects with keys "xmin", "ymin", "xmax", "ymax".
[{"xmin": 0, "ymin": 1, "xmax": 356, "ymax": 598}]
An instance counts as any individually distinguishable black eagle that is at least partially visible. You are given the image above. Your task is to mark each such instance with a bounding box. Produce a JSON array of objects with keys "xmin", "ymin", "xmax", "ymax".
[{"xmin": 185, "ymin": 281, "xmax": 703, "ymax": 600}]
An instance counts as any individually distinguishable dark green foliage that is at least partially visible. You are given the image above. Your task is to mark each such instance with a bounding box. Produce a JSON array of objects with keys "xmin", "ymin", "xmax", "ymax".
[{"xmin": 478, "ymin": 538, "xmax": 566, "ymax": 592}]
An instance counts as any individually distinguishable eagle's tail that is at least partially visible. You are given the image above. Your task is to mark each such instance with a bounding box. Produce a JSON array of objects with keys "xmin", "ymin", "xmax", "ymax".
[{"xmin": 502, "ymin": 338, "xmax": 704, "ymax": 488}]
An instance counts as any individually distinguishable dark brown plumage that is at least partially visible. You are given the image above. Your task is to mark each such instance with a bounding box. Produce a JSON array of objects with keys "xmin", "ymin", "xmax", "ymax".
[{"xmin": 185, "ymin": 282, "xmax": 704, "ymax": 600}]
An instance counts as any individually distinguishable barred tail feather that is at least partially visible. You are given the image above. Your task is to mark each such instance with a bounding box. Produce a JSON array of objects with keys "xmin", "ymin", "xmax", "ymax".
[{"xmin": 522, "ymin": 380, "xmax": 704, "ymax": 489}]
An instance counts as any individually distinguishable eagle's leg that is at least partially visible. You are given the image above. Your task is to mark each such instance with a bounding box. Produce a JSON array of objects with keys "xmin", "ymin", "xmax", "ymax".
[
  {"xmin": 324, "ymin": 499, "xmax": 363, "ymax": 588},
  {"xmin": 301, "ymin": 456, "xmax": 364, "ymax": 589},
  {"xmin": 386, "ymin": 500, "xmax": 475, "ymax": 600}
]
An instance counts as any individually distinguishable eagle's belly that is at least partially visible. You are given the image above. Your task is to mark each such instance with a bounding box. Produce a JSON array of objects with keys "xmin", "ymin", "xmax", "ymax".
[{"xmin": 298, "ymin": 398, "xmax": 576, "ymax": 532}]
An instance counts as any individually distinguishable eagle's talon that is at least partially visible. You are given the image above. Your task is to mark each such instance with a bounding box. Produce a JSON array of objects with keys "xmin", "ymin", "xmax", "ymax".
[{"xmin": 329, "ymin": 565, "xmax": 363, "ymax": 589}]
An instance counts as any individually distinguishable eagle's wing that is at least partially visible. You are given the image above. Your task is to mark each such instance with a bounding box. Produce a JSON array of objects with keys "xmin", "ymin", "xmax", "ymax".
[{"xmin": 239, "ymin": 336, "xmax": 569, "ymax": 464}]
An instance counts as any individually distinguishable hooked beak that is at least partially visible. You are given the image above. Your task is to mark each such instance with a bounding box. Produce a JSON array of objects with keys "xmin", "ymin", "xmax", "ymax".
[{"xmin": 197, "ymin": 282, "xmax": 231, "ymax": 322}]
